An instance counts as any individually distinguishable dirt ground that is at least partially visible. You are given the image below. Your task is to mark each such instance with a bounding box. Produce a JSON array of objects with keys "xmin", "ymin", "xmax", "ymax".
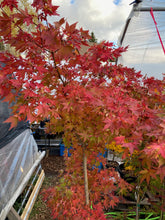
[
  {"xmin": 29, "ymin": 155, "xmax": 65, "ymax": 220},
  {"xmin": 29, "ymin": 155, "xmax": 161, "ymax": 220}
]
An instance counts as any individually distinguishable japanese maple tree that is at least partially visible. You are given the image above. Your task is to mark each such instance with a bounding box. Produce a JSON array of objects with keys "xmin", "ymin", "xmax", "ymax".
[{"xmin": 0, "ymin": 0, "xmax": 165, "ymax": 219}]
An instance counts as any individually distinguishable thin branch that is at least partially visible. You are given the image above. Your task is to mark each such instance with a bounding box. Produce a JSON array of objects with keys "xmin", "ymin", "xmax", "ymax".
[
  {"xmin": 51, "ymin": 51, "xmax": 66, "ymax": 86},
  {"xmin": 83, "ymin": 144, "xmax": 89, "ymax": 206}
]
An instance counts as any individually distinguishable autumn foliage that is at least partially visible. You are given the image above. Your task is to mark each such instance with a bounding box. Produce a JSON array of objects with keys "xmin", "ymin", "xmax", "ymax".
[{"xmin": 0, "ymin": 0, "xmax": 165, "ymax": 219}]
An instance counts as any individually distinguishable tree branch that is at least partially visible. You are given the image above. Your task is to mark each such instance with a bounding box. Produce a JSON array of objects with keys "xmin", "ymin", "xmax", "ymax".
[{"xmin": 51, "ymin": 51, "xmax": 66, "ymax": 86}]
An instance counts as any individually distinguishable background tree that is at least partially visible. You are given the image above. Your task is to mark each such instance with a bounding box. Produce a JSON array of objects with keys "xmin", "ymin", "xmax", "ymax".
[
  {"xmin": 89, "ymin": 31, "xmax": 97, "ymax": 43},
  {"xmin": 0, "ymin": 0, "xmax": 164, "ymax": 219}
]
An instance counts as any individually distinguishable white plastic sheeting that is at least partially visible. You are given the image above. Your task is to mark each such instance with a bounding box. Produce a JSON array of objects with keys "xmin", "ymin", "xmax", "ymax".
[
  {"xmin": 0, "ymin": 129, "xmax": 40, "ymax": 214},
  {"xmin": 118, "ymin": 0, "xmax": 165, "ymax": 79}
]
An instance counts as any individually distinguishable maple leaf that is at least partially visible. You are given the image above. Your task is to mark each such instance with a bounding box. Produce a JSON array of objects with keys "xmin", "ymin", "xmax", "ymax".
[
  {"xmin": 156, "ymin": 166, "xmax": 165, "ymax": 181},
  {"xmin": 45, "ymin": 5, "xmax": 59, "ymax": 16},
  {"xmin": 26, "ymin": 109, "xmax": 37, "ymax": 123},
  {"xmin": 78, "ymin": 131, "xmax": 89, "ymax": 142},
  {"xmin": 54, "ymin": 18, "xmax": 65, "ymax": 29},
  {"xmin": 41, "ymin": 29, "xmax": 61, "ymax": 50},
  {"xmin": 109, "ymin": 199, "xmax": 116, "ymax": 208},
  {"xmin": 123, "ymin": 142, "xmax": 136, "ymax": 155},
  {"xmin": 1, "ymin": 0, "xmax": 18, "ymax": 11},
  {"xmin": 140, "ymin": 169, "xmax": 157, "ymax": 185},
  {"xmin": 65, "ymin": 22, "xmax": 78, "ymax": 33},
  {"xmin": 32, "ymin": 0, "xmax": 59, "ymax": 16},
  {"xmin": 146, "ymin": 142, "xmax": 165, "ymax": 159},
  {"xmin": 2, "ymin": 92, "xmax": 16, "ymax": 104},
  {"xmin": 159, "ymin": 144, "xmax": 165, "ymax": 159},
  {"xmin": 58, "ymin": 45, "xmax": 74, "ymax": 59},
  {"xmin": 114, "ymin": 136, "xmax": 125, "ymax": 144},
  {"xmin": 0, "ymin": 13, "xmax": 12, "ymax": 37},
  {"xmin": 32, "ymin": 0, "xmax": 44, "ymax": 9},
  {"xmin": 160, "ymin": 120, "xmax": 165, "ymax": 135},
  {"xmin": 22, "ymin": 8, "xmax": 34, "ymax": 26},
  {"xmin": 0, "ymin": 53, "xmax": 9, "ymax": 63},
  {"xmin": 103, "ymin": 117, "xmax": 113, "ymax": 130},
  {"xmin": 3, "ymin": 116, "xmax": 18, "ymax": 130}
]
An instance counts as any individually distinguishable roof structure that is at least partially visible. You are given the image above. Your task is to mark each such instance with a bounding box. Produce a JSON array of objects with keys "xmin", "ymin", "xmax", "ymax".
[{"xmin": 118, "ymin": 0, "xmax": 165, "ymax": 79}]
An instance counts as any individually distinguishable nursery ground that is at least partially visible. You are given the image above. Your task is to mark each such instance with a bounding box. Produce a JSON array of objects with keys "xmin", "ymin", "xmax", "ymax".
[
  {"xmin": 29, "ymin": 155, "xmax": 65, "ymax": 220},
  {"xmin": 29, "ymin": 155, "xmax": 163, "ymax": 220}
]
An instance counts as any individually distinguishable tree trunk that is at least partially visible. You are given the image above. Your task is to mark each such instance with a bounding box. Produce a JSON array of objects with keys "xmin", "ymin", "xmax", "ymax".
[
  {"xmin": 135, "ymin": 186, "xmax": 140, "ymax": 220},
  {"xmin": 83, "ymin": 146, "xmax": 89, "ymax": 205},
  {"xmin": 160, "ymin": 181, "xmax": 165, "ymax": 220}
]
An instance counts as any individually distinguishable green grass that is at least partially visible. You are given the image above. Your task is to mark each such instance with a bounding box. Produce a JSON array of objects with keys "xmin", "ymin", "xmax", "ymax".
[{"xmin": 105, "ymin": 211, "xmax": 165, "ymax": 220}]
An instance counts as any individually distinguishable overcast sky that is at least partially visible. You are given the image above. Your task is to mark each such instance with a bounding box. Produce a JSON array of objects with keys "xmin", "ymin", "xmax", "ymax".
[
  {"xmin": 51, "ymin": 0, "xmax": 165, "ymax": 79},
  {"xmin": 52, "ymin": 0, "xmax": 132, "ymax": 42}
]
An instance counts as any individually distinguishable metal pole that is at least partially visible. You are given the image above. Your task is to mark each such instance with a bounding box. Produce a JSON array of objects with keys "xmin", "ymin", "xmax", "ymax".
[{"xmin": 134, "ymin": 7, "xmax": 165, "ymax": 12}]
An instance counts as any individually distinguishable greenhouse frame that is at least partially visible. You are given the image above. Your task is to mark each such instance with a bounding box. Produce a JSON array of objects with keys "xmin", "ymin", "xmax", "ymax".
[{"xmin": 118, "ymin": 0, "xmax": 165, "ymax": 79}]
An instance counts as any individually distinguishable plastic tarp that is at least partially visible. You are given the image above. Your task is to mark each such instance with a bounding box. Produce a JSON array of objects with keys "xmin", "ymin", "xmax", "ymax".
[
  {"xmin": 118, "ymin": 0, "xmax": 165, "ymax": 79},
  {"xmin": 0, "ymin": 129, "xmax": 40, "ymax": 213},
  {"xmin": 0, "ymin": 99, "xmax": 42, "ymax": 217}
]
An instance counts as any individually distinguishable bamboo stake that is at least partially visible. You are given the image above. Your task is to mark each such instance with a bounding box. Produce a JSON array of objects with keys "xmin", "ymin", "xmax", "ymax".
[
  {"xmin": 21, "ymin": 170, "xmax": 45, "ymax": 220},
  {"xmin": 83, "ymin": 146, "xmax": 89, "ymax": 205}
]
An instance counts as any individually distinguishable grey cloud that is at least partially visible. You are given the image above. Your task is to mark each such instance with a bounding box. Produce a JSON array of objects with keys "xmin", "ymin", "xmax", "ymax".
[{"xmin": 52, "ymin": 0, "xmax": 132, "ymax": 42}]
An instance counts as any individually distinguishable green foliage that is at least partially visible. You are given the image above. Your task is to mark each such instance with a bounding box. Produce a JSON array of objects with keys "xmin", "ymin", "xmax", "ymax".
[{"xmin": 105, "ymin": 211, "xmax": 165, "ymax": 220}]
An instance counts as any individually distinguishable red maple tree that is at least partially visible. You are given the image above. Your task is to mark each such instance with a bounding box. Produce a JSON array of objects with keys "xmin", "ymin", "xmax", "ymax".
[{"xmin": 0, "ymin": 0, "xmax": 165, "ymax": 219}]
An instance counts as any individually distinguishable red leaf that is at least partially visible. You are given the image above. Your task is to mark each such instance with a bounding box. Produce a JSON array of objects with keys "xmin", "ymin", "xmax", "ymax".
[
  {"xmin": 19, "ymin": 8, "xmax": 33, "ymax": 26},
  {"xmin": 3, "ymin": 116, "xmax": 18, "ymax": 129},
  {"xmin": 32, "ymin": 0, "xmax": 59, "ymax": 16},
  {"xmin": 32, "ymin": 0, "xmax": 44, "ymax": 9},
  {"xmin": 123, "ymin": 142, "xmax": 136, "ymax": 155},
  {"xmin": 159, "ymin": 143, "xmax": 165, "ymax": 159},
  {"xmin": 109, "ymin": 199, "xmax": 116, "ymax": 208},
  {"xmin": 103, "ymin": 118, "xmax": 112, "ymax": 130},
  {"xmin": 114, "ymin": 136, "xmax": 125, "ymax": 144},
  {"xmin": 1, "ymin": 0, "xmax": 18, "ymax": 11},
  {"xmin": 54, "ymin": 17, "xmax": 65, "ymax": 28},
  {"xmin": 58, "ymin": 45, "xmax": 74, "ymax": 59},
  {"xmin": 2, "ymin": 92, "xmax": 16, "ymax": 103}
]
